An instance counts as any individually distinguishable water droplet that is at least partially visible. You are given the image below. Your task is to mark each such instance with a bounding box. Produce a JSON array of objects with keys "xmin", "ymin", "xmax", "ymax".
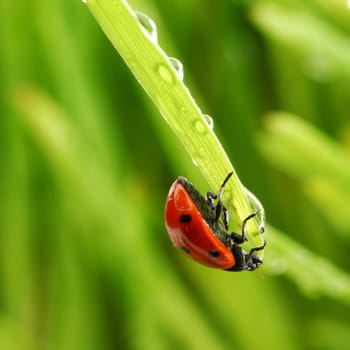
[
  {"xmin": 168, "ymin": 57, "xmax": 184, "ymax": 81},
  {"xmin": 82, "ymin": 0, "xmax": 87, "ymax": 3},
  {"xmin": 244, "ymin": 187, "xmax": 265, "ymax": 233},
  {"xmin": 159, "ymin": 110, "xmax": 170, "ymax": 124},
  {"xmin": 191, "ymin": 151, "xmax": 206, "ymax": 168},
  {"xmin": 180, "ymin": 106, "xmax": 187, "ymax": 113},
  {"xmin": 203, "ymin": 114, "xmax": 214, "ymax": 130},
  {"xmin": 156, "ymin": 63, "xmax": 176, "ymax": 84},
  {"xmin": 192, "ymin": 119, "xmax": 207, "ymax": 134},
  {"xmin": 135, "ymin": 12, "xmax": 158, "ymax": 43}
]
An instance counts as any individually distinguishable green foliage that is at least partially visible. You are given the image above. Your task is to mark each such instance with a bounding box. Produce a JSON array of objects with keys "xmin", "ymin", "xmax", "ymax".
[{"xmin": 1, "ymin": 0, "xmax": 350, "ymax": 349}]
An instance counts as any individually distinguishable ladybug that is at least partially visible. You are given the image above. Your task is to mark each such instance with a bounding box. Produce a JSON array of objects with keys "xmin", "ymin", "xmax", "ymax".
[{"xmin": 165, "ymin": 172, "xmax": 266, "ymax": 271}]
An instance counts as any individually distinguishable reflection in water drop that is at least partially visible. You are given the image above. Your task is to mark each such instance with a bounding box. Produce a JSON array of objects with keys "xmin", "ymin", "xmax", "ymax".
[
  {"xmin": 193, "ymin": 119, "xmax": 207, "ymax": 134},
  {"xmin": 203, "ymin": 114, "xmax": 214, "ymax": 130},
  {"xmin": 168, "ymin": 57, "xmax": 184, "ymax": 81},
  {"xmin": 156, "ymin": 63, "xmax": 176, "ymax": 84},
  {"xmin": 192, "ymin": 114, "xmax": 215, "ymax": 134},
  {"xmin": 135, "ymin": 12, "xmax": 158, "ymax": 43}
]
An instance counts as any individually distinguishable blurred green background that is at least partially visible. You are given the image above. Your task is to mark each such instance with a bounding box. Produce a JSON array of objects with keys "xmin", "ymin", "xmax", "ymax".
[{"xmin": 1, "ymin": 0, "xmax": 350, "ymax": 349}]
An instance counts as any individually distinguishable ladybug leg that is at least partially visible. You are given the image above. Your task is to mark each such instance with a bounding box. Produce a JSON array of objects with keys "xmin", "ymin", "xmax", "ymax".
[
  {"xmin": 231, "ymin": 233, "xmax": 246, "ymax": 244},
  {"xmin": 215, "ymin": 198, "xmax": 223, "ymax": 222},
  {"xmin": 214, "ymin": 172, "xmax": 234, "ymax": 222},
  {"xmin": 206, "ymin": 192, "xmax": 217, "ymax": 210},
  {"xmin": 244, "ymin": 241, "xmax": 267, "ymax": 270},
  {"xmin": 222, "ymin": 206, "xmax": 229, "ymax": 230},
  {"xmin": 232, "ymin": 210, "xmax": 260, "ymax": 244},
  {"xmin": 223, "ymin": 233, "xmax": 231, "ymax": 247},
  {"xmin": 207, "ymin": 172, "xmax": 234, "ymax": 223},
  {"xmin": 206, "ymin": 191, "xmax": 227, "ymax": 227},
  {"xmin": 206, "ymin": 190, "xmax": 226, "ymax": 224}
]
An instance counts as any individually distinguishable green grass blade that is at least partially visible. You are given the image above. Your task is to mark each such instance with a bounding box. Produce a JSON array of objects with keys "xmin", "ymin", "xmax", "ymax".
[
  {"xmin": 266, "ymin": 225, "xmax": 350, "ymax": 306},
  {"xmin": 85, "ymin": 0, "xmax": 264, "ymax": 250}
]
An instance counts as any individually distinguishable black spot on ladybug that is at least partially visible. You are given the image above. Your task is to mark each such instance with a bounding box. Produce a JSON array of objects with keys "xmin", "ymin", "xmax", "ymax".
[
  {"xmin": 208, "ymin": 250, "xmax": 220, "ymax": 258},
  {"xmin": 179, "ymin": 214, "xmax": 192, "ymax": 223},
  {"xmin": 180, "ymin": 246, "xmax": 191, "ymax": 255}
]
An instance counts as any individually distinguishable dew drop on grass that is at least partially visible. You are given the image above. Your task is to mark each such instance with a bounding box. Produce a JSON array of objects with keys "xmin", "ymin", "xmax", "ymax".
[
  {"xmin": 192, "ymin": 114, "xmax": 214, "ymax": 134},
  {"xmin": 244, "ymin": 187, "xmax": 265, "ymax": 233},
  {"xmin": 156, "ymin": 63, "xmax": 176, "ymax": 84},
  {"xmin": 193, "ymin": 119, "xmax": 207, "ymax": 134},
  {"xmin": 134, "ymin": 12, "xmax": 158, "ymax": 43},
  {"xmin": 168, "ymin": 57, "xmax": 184, "ymax": 81},
  {"xmin": 159, "ymin": 110, "xmax": 170, "ymax": 124},
  {"xmin": 191, "ymin": 150, "xmax": 207, "ymax": 168},
  {"xmin": 203, "ymin": 114, "xmax": 214, "ymax": 130},
  {"xmin": 179, "ymin": 106, "xmax": 187, "ymax": 114},
  {"xmin": 191, "ymin": 151, "xmax": 206, "ymax": 168}
]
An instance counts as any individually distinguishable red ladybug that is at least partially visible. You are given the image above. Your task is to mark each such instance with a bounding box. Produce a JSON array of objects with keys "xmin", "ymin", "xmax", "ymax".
[{"xmin": 165, "ymin": 173, "xmax": 266, "ymax": 271}]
